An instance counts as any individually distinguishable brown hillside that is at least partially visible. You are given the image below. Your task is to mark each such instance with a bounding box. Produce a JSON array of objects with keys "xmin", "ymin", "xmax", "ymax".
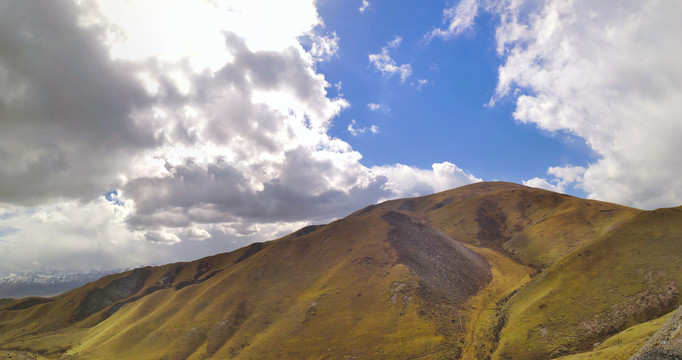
[{"xmin": 1, "ymin": 182, "xmax": 680, "ymax": 360}]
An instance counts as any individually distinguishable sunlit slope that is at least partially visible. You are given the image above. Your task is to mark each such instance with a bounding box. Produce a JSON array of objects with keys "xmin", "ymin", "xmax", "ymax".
[
  {"xmin": 458, "ymin": 244, "xmax": 535, "ymax": 360},
  {"xmin": 383, "ymin": 182, "xmax": 639, "ymax": 269},
  {"xmin": 2, "ymin": 182, "xmax": 679, "ymax": 360},
  {"xmin": 0, "ymin": 206, "xmax": 491, "ymax": 359},
  {"xmin": 493, "ymin": 206, "xmax": 682, "ymax": 359},
  {"xmin": 0, "ymin": 245, "xmax": 253, "ymax": 356}
]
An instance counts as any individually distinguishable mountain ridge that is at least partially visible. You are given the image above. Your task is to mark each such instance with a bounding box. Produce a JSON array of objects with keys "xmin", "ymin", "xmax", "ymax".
[
  {"xmin": 0, "ymin": 269, "xmax": 125, "ymax": 300},
  {"xmin": 0, "ymin": 181, "xmax": 680, "ymax": 359}
]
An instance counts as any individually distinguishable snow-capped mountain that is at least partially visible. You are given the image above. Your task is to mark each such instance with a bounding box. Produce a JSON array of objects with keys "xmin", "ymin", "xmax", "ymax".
[{"xmin": 0, "ymin": 269, "xmax": 122, "ymax": 299}]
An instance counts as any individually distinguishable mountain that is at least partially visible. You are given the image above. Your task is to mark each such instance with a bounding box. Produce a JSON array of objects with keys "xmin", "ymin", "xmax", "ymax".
[
  {"xmin": 0, "ymin": 182, "xmax": 680, "ymax": 359},
  {"xmin": 0, "ymin": 270, "xmax": 123, "ymax": 299}
]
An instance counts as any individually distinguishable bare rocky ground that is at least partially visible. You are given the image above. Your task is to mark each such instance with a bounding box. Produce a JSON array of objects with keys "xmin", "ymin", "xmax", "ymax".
[
  {"xmin": 631, "ymin": 305, "xmax": 682, "ymax": 359},
  {"xmin": 383, "ymin": 210, "xmax": 492, "ymax": 304}
]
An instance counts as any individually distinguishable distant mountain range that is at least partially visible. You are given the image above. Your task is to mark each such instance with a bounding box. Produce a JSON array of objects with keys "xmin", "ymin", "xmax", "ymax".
[
  {"xmin": 0, "ymin": 269, "xmax": 122, "ymax": 299},
  {"xmin": 0, "ymin": 182, "xmax": 680, "ymax": 359}
]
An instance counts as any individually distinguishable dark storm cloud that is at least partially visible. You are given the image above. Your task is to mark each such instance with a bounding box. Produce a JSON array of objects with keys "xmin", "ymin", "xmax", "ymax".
[
  {"xmin": 122, "ymin": 149, "xmax": 393, "ymax": 230},
  {"xmin": 0, "ymin": 1, "xmax": 154, "ymax": 204}
]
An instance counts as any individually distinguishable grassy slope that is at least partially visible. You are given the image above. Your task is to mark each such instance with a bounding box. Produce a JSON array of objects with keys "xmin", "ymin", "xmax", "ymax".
[
  {"xmin": 378, "ymin": 182, "xmax": 675, "ymax": 360},
  {"xmin": 423, "ymin": 183, "xmax": 639, "ymax": 270},
  {"xmin": 1, "ymin": 182, "xmax": 679, "ymax": 360},
  {"xmin": 352, "ymin": 182, "xmax": 647, "ymax": 359},
  {"xmin": 459, "ymin": 245, "xmax": 534, "ymax": 360},
  {"xmin": 493, "ymin": 206, "xmax": 682, "ymax": 359},
  {"xmin": 1, "ymin": 208, "xmax": 462, "ymax": 359}
]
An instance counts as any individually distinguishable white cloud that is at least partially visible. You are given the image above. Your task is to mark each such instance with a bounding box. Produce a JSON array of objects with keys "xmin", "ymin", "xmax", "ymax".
[
  {"xmin": 0, "ymin": 197, "xmax": 148, "ymax": 274},
  {"xmin": 388, "ymin": 35, "xmax": 403, "ymax": 48},
  {"xmin": 309, "ymin": 31, "xmax": 340, "ymax": 61},
  {"xmin": 145, "ymin": 231, "xmax": 182, "ymax": 244},
  {"xmin": 548, "ymin": 166, "xmax": 585, "ymax": 185},
  {"xmin": 333, "ymin": 81, "xmax": 344, "ymax": 97},
  {"xmin": 369, "ymin": 37, "xmax": 412, "ymax": 82},
  {"xmin": 429, "ymin": 0, "xmax": 682, "ymax": 209},
  {"xmin": 415, "ymin": 78, "xmax": 430, "ymax": 90},
  {"xmin": 373, "ymin": 162, "xmax": 482, "ymax": 199},
  {"xmin": 367, "ymin": 103, "xmax": 381, "ymax": 111},
  {"xmin": 523, "ymin": 177, "xmax": 562, "ymax": 192},
  {"xmin": 347, "ymin": 120, "xmax": 378, "ymax": 136},
  {"xmin": 492, "ymin": 0, "xmax": 682, "ymax": 209},
  {"xmin": 523, "ymin": 165, "xmax": 585, "ymax": 193},
  {"xmin": 31, "ymin": 211, "xmax": 69, "ymax": 225},
  {"xmin": 186, "ymin": 227, "xmax": 212, "ymax": 241},
  {"xmin": 428, "ymin": 0, "xmax": 479, "ymax": 40},
  {"xmin": 348, "ymin": 120, "xmax": 361, "ymax": 136},
  {"xmin": 359, "ymin": 0, "xmax": 370, "ymax": 13},
  {"xmin": 93, "ymin": 0, "xmax": 320, "ymax": 60}
]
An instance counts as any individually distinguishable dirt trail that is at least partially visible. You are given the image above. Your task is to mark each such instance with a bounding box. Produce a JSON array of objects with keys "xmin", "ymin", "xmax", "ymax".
[{"xmin": 460, "ymin": 245, "xmax": 535, "ymax": 360}]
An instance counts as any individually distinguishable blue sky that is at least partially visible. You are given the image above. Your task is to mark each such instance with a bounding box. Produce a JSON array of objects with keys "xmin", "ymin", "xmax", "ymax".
[
  {"xmin": 317, "ymin": 1, "xmax": 594, "ymax": 192},
  {"xmin": 0, "ymin": 0, "xmax": 680, "ymax": 275}
]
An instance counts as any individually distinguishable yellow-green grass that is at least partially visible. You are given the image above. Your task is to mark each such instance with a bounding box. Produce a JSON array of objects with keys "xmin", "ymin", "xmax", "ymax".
[
  {"xmin": 416, "ymin": 182, "xmax": 639, "ymax": 269},
  {"xmin": 502, "ymin": 199, "xmax": 638, "ymax": 268},
  {"xmin": 459, "ymin": 245, "xmax": 535, "ymax": 360},
  {"xmin": 2, "ymin": 208, "xmax": 454, "ymax": 359},
  {"xmin": 493, "ymin": 207, "xmax": 682, "ymax": 359}
]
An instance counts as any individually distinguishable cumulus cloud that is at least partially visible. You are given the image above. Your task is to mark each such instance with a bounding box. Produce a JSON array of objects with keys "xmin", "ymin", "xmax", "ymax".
[
  {"xmin": 428, "ymin": 0, "xmax": 479, "ymax": 40},
  {"xmin": 523, "ymin": 165, "xmax": 585, "ymax": 193},
  {"xmin": 0, "ymin": 0, "xmax": 481, "ymax": 275},
  {"xmin": 491, "ymin": 0, "xmax": 682, "ymax": 209},
  {"xmin": 523, "ymin": 177, "xmax": 561, "ymax": 193},
  {"xmin": 373, "ymin": 162, "xmax": 481, "ymax": 199},
  {"xmin": 427, "ymin": 0, "xmax": 682, "ymax": 209},
  {"xmin": 186, "ymin": 227, "xmax": 212, "ymax": 241},
  {"xmin": 0, "ymin": 197, "xmax": 146, "ymax": 274},
  {"xmin": 145, "ymin": 231, "xmax": 182, "ymax": 244},
  {"xmin": 369, "ymin": 36, "xmax": 412, "ymax": 82}
]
